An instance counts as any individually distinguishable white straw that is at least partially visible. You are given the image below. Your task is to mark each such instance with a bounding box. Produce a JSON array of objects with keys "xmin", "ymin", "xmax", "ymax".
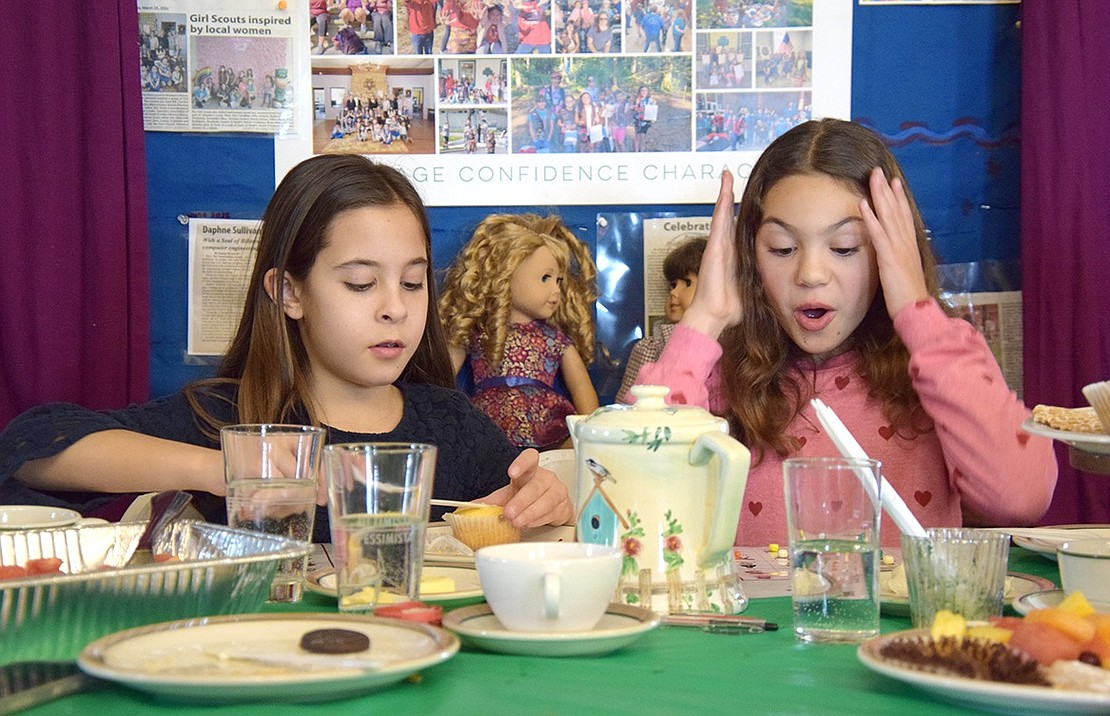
[{"xmin": 810, "ymin": 398, "xmax": 928, "ymax": 538}]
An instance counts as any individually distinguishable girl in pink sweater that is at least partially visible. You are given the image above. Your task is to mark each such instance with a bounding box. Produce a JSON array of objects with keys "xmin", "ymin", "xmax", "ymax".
[{"xmin": 634, "ymin": 119, "xmax": 1057, "ymax": 547}]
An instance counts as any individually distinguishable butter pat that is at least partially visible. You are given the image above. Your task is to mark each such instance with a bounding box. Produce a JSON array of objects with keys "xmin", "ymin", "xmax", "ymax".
[{"xmin": 420, "ymin": 575, "xmax": 456, "ymax": 594}]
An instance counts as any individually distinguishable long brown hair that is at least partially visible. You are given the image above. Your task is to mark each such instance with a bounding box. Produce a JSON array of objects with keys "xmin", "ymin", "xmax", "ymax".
[
  {"xmin": 186, "ymin": 155, "xmax": 454, "ymax": 436},
  {"xmin": 720, "ymin": 118, "xmax": 939, "ymax": 460}
]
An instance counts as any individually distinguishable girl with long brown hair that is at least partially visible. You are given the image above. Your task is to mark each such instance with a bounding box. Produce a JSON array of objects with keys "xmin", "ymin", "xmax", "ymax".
[{"xmin": 633, "ymin": 118, "xmax": 1056, "ymax": 546}]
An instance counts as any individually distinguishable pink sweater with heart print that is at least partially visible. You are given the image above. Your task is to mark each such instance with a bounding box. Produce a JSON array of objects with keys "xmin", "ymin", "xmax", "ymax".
[{"xmin": 634, "ymin": 299, "xmax": 1058, "ymax": 548}]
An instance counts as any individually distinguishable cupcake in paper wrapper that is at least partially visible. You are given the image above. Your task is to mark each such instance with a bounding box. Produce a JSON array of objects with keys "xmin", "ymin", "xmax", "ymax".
[
  {"xmin": 443, "ymin": 505, "xmax": 521, "ymax": 551},
  {"xmin": 1082, "ymin": 380, "xmax": 1110, "ymax": 434}
]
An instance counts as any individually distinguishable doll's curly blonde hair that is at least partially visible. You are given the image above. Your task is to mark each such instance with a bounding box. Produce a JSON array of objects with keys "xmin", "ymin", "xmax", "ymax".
[{"xmin": 440, "ymin": 214, "xmax": 598, "ymax": 370}]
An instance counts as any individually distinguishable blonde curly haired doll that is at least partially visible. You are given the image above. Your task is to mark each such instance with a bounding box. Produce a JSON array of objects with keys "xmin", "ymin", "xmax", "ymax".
[{"xmin": 440, "ymin": 214, "xmax": 599, "ymax": 449}]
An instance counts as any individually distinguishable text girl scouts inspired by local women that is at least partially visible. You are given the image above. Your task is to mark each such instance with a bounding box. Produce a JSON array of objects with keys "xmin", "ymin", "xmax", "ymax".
[{"xmin": 567, "ymin": 385, "xmax": 751, "ymax": 615}]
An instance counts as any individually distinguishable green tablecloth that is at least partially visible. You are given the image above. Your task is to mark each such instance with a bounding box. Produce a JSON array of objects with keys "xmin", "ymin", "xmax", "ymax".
[{"xmin": 19, "ymin": 548, "xmax": 1060, "ymax": 716}]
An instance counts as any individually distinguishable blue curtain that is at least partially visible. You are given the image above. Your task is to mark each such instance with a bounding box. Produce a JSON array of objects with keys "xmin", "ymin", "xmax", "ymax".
[
  {"xmin": 0, "ymin": 2, "xmax": 149, "ymax": 426},
  {"xmin": 1021, "ymin": 1, "xmax": 1110, "ymax": 523}
]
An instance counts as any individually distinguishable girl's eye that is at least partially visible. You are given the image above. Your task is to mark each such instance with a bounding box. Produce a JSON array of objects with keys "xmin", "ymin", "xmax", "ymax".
[
  {"xmin": 402, "ymin": 281, "xmax": 425, "ymax": 292},
  {"xmin": 345, "ymin": 281, "xmax": 375, "ymax": 292},
  {"xmin": 768, "ymin": 247, "xmax": 795, "ymax": 257},
  {"xmin": 832, "ymin": 247, "xmax": 861, "ymax": 257}
]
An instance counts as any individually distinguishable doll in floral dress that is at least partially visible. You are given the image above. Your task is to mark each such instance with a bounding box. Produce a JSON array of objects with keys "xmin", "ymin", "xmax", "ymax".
[{"xmin": 440, "ymin": 214, "xmax": 600, "ymax": 449}]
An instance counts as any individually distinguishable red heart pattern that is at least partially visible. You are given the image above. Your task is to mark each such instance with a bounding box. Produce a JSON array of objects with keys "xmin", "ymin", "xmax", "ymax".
[
  {"xmin": 835, "ymin": 376, "xmax": 850, "ymax": 390},
  {"xmin": 672, "ymin": 391, "xmax": 686, "ymax": 404},
  {"xmin": 878, "ymin": 425, "xmax": 894, "ymax": 441},
  {"xmin": 1017, "ymin": 432, "xmax": 1029, "ymax": 446},
  {"xmin": 914, "ymin": 490, "xmax": 932, "ymax": 507},
  {"xmin": 748, "ymin": 501, "xmax": 763, "ymax": 517},
  {"xmin": 794, "ymin": 435, "xmax": 807, "ymax": 449}
]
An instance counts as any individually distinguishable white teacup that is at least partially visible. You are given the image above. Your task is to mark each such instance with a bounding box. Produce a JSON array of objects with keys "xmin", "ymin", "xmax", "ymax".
[
  {"xmin": 1058, "ymin": 539, "xmax": 1110, "ymax": 611},
  {"xmin": 475, "ymin": 542, "xmax": 622, "ymax": 633}
]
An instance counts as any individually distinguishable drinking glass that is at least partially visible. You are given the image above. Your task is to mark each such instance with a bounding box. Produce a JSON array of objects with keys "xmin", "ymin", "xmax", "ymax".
[
  {"xmin": 324, "ymin": 443, "xmax": 436, "ymax": 612},
  {"xmin": 901, "ymin": 527, "xmax": 1010, "ymax": 627},
  {"xmin": 783, "ymin": 457, "xmax": 882, "ymax": 644},
  {"xmin": 221, "ymin": 423, "xmax": 325, "ymax": 603}
]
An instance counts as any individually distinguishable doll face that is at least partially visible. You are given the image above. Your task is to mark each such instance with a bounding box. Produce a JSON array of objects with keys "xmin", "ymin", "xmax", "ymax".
[
  {"xmin": 665, "ymin": 272, "xmax": 698, "ymax": 323},
  {"xmin": 280, "ymin": 203, "xmax": 430, "ymax": 397},
  {"xmin": 509, "ymin": 245, "xmax": 563, "ymax": 324},
  {"xmin": 754, "ymin": 172, "xmax": 879, "ymax": 363}
]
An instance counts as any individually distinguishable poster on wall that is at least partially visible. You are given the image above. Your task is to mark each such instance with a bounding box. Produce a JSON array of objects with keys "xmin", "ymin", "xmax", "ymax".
[
  {"xmin": 275, "ymin": 0, "xmax": 852, "ymax": 205},
  {"xmin": 139, "ymin": 0, "xmax": 308, "ymax": 135}
]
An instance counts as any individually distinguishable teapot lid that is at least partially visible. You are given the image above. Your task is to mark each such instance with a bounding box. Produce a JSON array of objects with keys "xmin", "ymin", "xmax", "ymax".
[{"xmin": 572, "ymin": 385, "xmax": 730, "ymax": 444}]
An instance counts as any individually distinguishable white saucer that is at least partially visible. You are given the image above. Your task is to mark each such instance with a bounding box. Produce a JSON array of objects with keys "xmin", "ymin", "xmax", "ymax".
[
  {"xmin": 0, "ymin": 505, "xmax": 81, "ymax": 530},
  {"xmin": 1013, "ymin": 588, "xmax": 1066, "ymax": 615},
  {"xmin": 1022, "ymin": 418, "xmax": 1110, "ymax": 455},
  {"xmin": 305, "ymin": 565, "xmax": 484, "ymax": 604},
  {"xmin": 442, "ymin": 603, "xmax": 659, "ymax": 657}
]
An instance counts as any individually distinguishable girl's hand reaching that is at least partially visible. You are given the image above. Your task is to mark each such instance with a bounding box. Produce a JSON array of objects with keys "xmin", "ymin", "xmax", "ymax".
[
  {"xmin": 479, "ymin": 449, "xmax": 574, "ymax": 528},
  {"xmin": 860, "ymin": 167, "xmax": 931, "ymax": 319},
  {"xmin": 681, "ymin": 170, "xmax": 743, "ymax": 340}
]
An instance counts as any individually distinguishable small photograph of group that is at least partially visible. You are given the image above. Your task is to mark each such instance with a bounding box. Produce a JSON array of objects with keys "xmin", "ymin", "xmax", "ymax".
[
  {"xmin": 511, "ymin": 57, "xmax": 692, "ymax": 153},
  {"xmin": 698, "ymin": 0, "xmax": 811, "ymax": 31},
  {"xmin": 140, "ymin": 14, "xmax": 187, "ymax": 93},
  {"xmin": 438, "ymin": 58, "xmax": 509, "ymax": 105},
  {"xmin": 553, "ymin": 0, "xmax": 622, "ymax": 53},
  {"xmin": 189, "ymin": 35, "xmax": 291, "ymax": 110},
  {"xmin": 312, "ymin": 60, "xmax": 437, "ymax": 154},
  {"xmin": 624, "ymin": 0, "xmax": 693, "ymax": 53},
  {"xmin": 696, "ymin": 31, "xmax": 753, "ymax": 89},
  {"xmin": 694, "ymin": 90, "xmax": 811, "ymax": 151},
  {"xmin": 439, "ymin": 108, "xmax": 510, "ymax": 153},
  {"xmin": 422, "ymin": 0, "xmax": 554, "ymax": 55},
  {"xmin": 311, "ymin": 0, "xmax": 395, "ymax": 55},
  {"xmin": 753, "ymin": 29, "xmax": 811, "ymax": 88}
]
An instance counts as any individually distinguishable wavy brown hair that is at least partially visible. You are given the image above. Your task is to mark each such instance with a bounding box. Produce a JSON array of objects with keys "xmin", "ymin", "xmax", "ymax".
[
  {"xmin": 439, "ymin": 214, "xmax": 598, "ymax": 369},
  {"xmin": 185, "ymin": 155, "xmax": 454, "ymax": 437},
  {"xmin": 721, "ymin": 118, "xmax": 940, "ymax": 461}
]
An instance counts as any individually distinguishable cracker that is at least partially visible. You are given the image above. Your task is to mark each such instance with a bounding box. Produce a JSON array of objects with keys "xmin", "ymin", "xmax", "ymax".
[{"xmin": 1031, "ymin": 405, "xmax": 1104, "ymax": 434}]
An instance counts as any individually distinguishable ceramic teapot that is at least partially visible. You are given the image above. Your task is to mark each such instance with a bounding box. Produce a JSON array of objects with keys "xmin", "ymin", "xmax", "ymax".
[{"xmin": 567, "ymin": 385, "xmax": 751, "ymax": 614}]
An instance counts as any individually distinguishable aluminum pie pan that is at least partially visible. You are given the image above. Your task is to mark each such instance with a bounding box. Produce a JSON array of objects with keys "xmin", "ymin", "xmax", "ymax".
[{"xmin": 1, "ymin": 520, "xmax": 310, "ymax": 664}]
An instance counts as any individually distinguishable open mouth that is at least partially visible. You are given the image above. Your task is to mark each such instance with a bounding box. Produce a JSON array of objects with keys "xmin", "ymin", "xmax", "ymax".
[{"xmin": 801, "ymin": 308, "xmax": 829, "ymax": 320}]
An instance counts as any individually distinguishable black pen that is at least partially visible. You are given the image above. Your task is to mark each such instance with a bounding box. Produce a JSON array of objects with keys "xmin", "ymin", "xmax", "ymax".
[{"xmin": 661, "ymin": 614, "xmax": 778, "ymax": 633}]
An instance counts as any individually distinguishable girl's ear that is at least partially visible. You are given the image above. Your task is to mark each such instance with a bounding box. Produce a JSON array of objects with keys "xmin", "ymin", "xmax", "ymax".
[{"xmin": 264, "ymin": 268, "xmax": 304, "ymax": 320}]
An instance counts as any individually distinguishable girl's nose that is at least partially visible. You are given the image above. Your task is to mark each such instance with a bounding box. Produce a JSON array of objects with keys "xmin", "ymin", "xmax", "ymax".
[
  {"xmin": 796, "ymin": 249, "xmax": 830, "ymax": 287},
  {"xmin": 378, "ymin": 286, "xmax": 408, "ymax": 322}
]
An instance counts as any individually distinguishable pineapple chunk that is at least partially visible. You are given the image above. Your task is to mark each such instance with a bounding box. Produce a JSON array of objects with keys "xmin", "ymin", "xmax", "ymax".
[
  {"xmin": 930, "ymin": 609, "xmax": 968, "ymax": 640},
  {"xmin": 1056, "ymin": 591, "xmax": 1097, "ymax": 618},
  {"xmin": 966, "ymin": 624, "xmax": 1013, "ymax": 644}
]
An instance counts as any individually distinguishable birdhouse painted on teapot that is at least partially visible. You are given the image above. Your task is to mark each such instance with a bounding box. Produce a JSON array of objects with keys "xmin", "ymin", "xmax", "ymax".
[{"xmin": 567, "ymin": 385, "xmax": 751, "ymax": 614}]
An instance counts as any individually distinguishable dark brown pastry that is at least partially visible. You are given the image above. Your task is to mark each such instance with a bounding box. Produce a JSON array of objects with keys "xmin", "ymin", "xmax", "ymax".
[
  {"xmin": 299, "ymin": 628, "xmax": 371, "ymax": 655},
  {"xmin": 878, "ymin": 636, "xmax": 1049, "ymax": 686}
]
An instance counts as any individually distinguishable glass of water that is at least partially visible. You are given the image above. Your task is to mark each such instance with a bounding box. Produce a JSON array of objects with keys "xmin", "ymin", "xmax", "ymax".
[
  {"xmin": 783, "ymin": 457, "xmax": 882, "ymax": 644},
  {"xmin": 221, "ymin": 423, "xmax": 325, "ymax": 603},
  {"xmin": 323, "ymin": 443, "xmax": 436, "ymax": 612}
]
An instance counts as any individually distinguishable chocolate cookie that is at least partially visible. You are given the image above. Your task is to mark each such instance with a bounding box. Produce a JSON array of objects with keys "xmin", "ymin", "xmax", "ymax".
[{"xmin": 299, "ymin": 628, "xmax": 371, "ymax": 654}]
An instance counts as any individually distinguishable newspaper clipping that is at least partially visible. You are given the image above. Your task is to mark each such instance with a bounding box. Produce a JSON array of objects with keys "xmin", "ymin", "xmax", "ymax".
[
  {"xmin": 641, "ymin": 216, "xmax": 711, "ymax": 332},
  {"xmin": 139, "ymin": 0, "xmax": 305, "ymax": 134},
  {"xmin": 187, "ymin": 219, "xmax": 260, "ymax": 356}
]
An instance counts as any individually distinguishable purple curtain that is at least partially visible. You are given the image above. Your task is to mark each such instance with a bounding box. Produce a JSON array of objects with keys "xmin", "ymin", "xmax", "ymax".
[
  {"xmin": 1021, "ymin": 2, "xmax": 1110, "ymax": 524},
  {"xmin": 0, "ymin": 2, "xmax": 149, "ymax": 426}
]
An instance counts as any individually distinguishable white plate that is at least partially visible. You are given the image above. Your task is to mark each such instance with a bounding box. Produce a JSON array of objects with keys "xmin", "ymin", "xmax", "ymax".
[
  {"xmin": 77, "ymin": 613, "xmax": 458, "ymax": 704},
  {"xmin": 878, "ymin": 571, "xmax": 1056, "ymax": 617},
  {"xmin": 1011, "ymin": 526, "xmax": 1110, "ymax": 561},
  {"xmin": 305, "ymin": 565, "xmax": 484, "ymax": 604},
  {"xmin": 1023, "ymin": 418, "xmax": 1110, "ymax": 455},
  {"xmin": 423, "ymin": 523, "xmax": 577, "ymax": 565},
  {"xmin": 1013, "ymin": 588, "xmax": 1068, "ymax": 615},
  {"xmin": 0, "ymin": 505, "xmax": 81, "ymax": 530},
  {"xmin": 442, "ymin": 603, "xmax": 658, "ymax": 657},
  {"xmin": 858, "ymin": 628, "xmax": 1110, "ymax": 714}
]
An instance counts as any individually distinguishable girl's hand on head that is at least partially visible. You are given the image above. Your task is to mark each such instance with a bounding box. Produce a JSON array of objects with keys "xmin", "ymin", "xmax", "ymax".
[
  {"xmin": 480, "ymin": 449, "xmax": 574, "ymax": 528},
  {"xmin": 681, "ymin": 170, "xmax": 742, "ymax": 339},
  {"xmin": 860, "ymin": 167, "xmax": 931, "ymax": 319}
]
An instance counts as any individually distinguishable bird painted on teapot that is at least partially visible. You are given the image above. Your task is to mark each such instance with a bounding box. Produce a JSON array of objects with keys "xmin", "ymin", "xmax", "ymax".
[{"xmin": 567, "ymin": 385, "xmax": 751, "ymax": 614}]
